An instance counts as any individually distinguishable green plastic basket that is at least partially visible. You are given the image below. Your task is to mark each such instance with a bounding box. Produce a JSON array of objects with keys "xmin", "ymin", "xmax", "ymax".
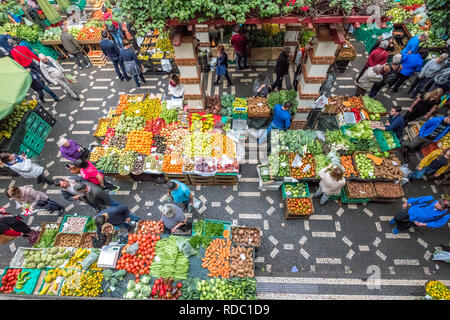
[
  {"xmin": 59, "ymin": 215, "xmax": 89, "ymax": 234},
  {"xmin": 29, "ymin": 42, "xmax": 59, "ymax": 61},
  {"xmin": 232, "ymin": 111, "xmax": 248, "ymax": 120},
  {"xmin": 373, "ymin": 129, "xmax": 400, "ymax": 152},
  {"xmin": 26, "ymin": 112, "xmax": 52, "ymax": 140},
  {"xmin": 13, "ymin": 268, "xmax": 42, "ymax": 295},
  {"xmin": 19, "ymin": 143, "xmax": 39, "ymax": 158},
  {"xmin": 340, "ymin": 188, "xmax": 371, "ymax": 204},
  {"xmin": 22, "ymin": 131, "xmax": 45, "ymax": 154},
  {"xmin": 281, "ymin": 182, "xmax": 310, "ymax": 200},
  {"xmin": 202, "ymin": 219, "xmax": 232, "ymax": 239}
]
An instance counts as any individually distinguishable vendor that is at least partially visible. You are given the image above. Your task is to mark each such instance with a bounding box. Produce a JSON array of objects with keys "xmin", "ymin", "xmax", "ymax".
[
  {"xmin": 401, "ymin": 33, "xmax": 428, "ymax": 56},
  {"xmin": 95, "ymin": 204, "xmax": 139, "ymax": 235},
  {"xmin": 313, "ymin": 164, "xmax": 346, "ymax": 206},
  {"xmin": 391, "ymin": 196, "xmax": 449, "ymax": 234},
  {"xmin": 165, "ymin": 180, "xmax": 193, "ymax": 211},
  {"xmin": 258, "ymin": 101, "xmax": 292, "ymax": 144},
  {"xmin": 253, "ymin": 73, "xmax": 270, "ymax": 98},
  {"xmin": 410, "ymin": 148, "xmax": 450, "ymax": 180},
  {"xmin": 372, "ymin": 106, "xmax": 404, "ymax": 140},
  {"xmin": 159, "ymin": 204, "xmax": 188, "ymax": 234},
  {"xmin": 168, "ymin": 73, "xmax": 184, "ymax": 99}
]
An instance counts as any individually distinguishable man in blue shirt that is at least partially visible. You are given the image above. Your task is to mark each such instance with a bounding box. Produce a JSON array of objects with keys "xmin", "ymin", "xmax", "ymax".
[
  {"xmin": 166, "ymin": 180, "xmax": 193, "ymax": 210},
  {"xmin": 401, "ymin": 33, "xmax": 428, "ymax": 56},
  {"xmin": 100, "ymin": 31, "xmax": 130, "ymax": 81},
  {"xmin": 258, "ymin": 101, "xmax": 292, "ymax": 144},
  {"xmin": 95, "ymin": 204, "xmax": 140, "ymax": 235},
  {"xmin": 390, "ymin": 196, "xmax": 449, "ymax": 234},
  {"xmin": 372, "ymin": 106, "xmax": 404, "ymax": 140}
]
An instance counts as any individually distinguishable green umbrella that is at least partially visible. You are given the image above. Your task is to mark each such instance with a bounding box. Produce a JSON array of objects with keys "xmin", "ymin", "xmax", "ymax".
[{"xmin": 0, "ymin": 57, "xmax": 32, "ymax": 120}]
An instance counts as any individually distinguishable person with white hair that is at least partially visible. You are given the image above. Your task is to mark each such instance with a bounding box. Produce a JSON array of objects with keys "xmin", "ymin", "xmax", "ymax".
[
  {"xmin": 408, "ymin": 52, "xmax": 449, "ymax": 97},
  {"xmin": 39, "ymin": 53, "xmax": 80, "ymax": 101},
  {"xmin": 401, "ymin": 32, "xmax": 428, "ymax": 56},
  {"xmin": 369, "ymin": 53, "xmax": 403, "ymax": 98},
  {"xmin": 60, "ymin": 23, "xmax": 91, "ymax": 70},
  {"xmin": 57, "ymin": 137, "xmax": 89, "ymax": 161},
  {"xmin": 355, "ymin": 64, "xmax": 384, "ymax": 96},
  {"xmin": 391, "ymin": 50, "xmax": 427, "ymax": 92},
  {"xmin": 356, "ymin": 39, "xmax": 389, "ymax": 82},
  {"xmin": 159, "ymin": 204, "xmax": 188, "ymax": 234}
]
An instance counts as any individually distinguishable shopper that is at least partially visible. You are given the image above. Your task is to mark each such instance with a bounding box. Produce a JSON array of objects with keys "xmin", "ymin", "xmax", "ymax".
[
  {"xmin": 28, "ymin": 68, "xmax": 59, "ymax": 102},
  {"xmin": 401, "ymin": 33, "xmax": 428, "ymax": 56},
  {"xmin": 390, "ymin": 196, "xmax": 448, "ymax": 234},
  {"xmin": 369, "ymin": 33, "xmax": 395, "ymax": 54},
  {"xmin": 159, "ymin": 204, "xmax": 188, "ymax": 234},
  {"xmin": 11, "ymin": 36, "xmax": 37, "ymax": 55},
  {"xmin": 119, "ymin": 40, "xmax": 146, "ymax": 87},
  {"xmin": 356, "ymin": 40, "xmax": 389, "ymax": 82},
  {"xmin": 410, "ymin": 148, "xmax": 450, "ymax": 180},
  {"xmin": 369, "ymin": 53, "xmax": 403, "ymax": 98},
  {"xmin": 213, "ymin": 44, "xmax": 232, "ymax": 86},
  {"xmin": 408, "ymin": 53, "xmax": 448, "ymax": 97},
  {"xmin": 54, "ymin": 177, "xmax": 103, "ymax": 211},
  {"xmin": 60, "ymin": 23, "xmax": 91, "ymax": 70},
  {"xmin": 75, "ymin": 183, "xmax": 120, "ymax": 212},
  {"xmin": 95, "ymin": 204, "xmax": 139, "ymax": 235},
  {"xmin": 72, "ymin": 159, "xmax": 119, "ymax": 192},
  {"xmin": 6, "ymin": 186, "xmax": 64, "ymax": 216},
  {"xmin": 0, "ymin": 152, "xmax": 54, "ymax": 185},
  {"xmin": 57, "ymin": 137, "xmax": 89, "ymax": 162},
  {"xmin": 8, "ymin": 39, "xmax": 49, "ymax": 83},
  {"xmin": 121, "ymin": 21, "xmax": 138, "ymax": 50},
  {"xmin": 100, "ymin": 30, "xmax": 129, "ymax": 81},
  {"xmin": 355, "ymin": 64, "xmax": 383, "ymax": 97},
  {"xmin": 258, "ymin": 101, "xmax": 292, "ymax": 144},
  {"xmin": 401, "ymin": 116, "xmax": 450, "ymax": 160},
  {"xmin": 168, "ymin": 73, "xmax": 184, "ymax": 99},
  {"xmin": 253, "ymin": 73, "xmax": 270, "ymax": 97},
  {"xmin": 0, "ymin": 207, "xmax": 40, "ymax": 245},
  {"xmin": 391, "ymin": 50, "xmax": 427, "ymax": 92},
  {"xmin": 0, "ymin": 32, "xmax": 13, "ymax": 54},
  {"xmin": 428, "ymin": 64, "xmax": 450, "ymax": 92},
  {"xmin": 313, "ymin": 164, "xmax": 346, "ymax": 205},
  {"xmin": 166, "ymin": 180, "xmax": 193, "ymax": 210},
  {"xmin": 403, "ymin": 88, "xmax": 443, "ymax": 125},
  {"xmin": 372, "ymin": 106, "xmax": 405, "ymax": 140},
  {"xmin": 102, "ymin": 6, "xmax": 123, "ymax": 48},
  {"xmin": 230, "ymin": 26, "xmax": 248, "ymax": 70},
  {"xmin": 271, "ymin": 47, "xmax": 291, "ymax": 91},
  {"xmin": 39, "ymin": 54, "xmax": 80, "ymax": 101}
]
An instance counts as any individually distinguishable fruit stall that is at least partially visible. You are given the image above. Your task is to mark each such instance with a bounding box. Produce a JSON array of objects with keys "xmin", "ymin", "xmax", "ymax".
[
  {"xmin": 137, "ymin": 29, "xmax": 178, "ymax": 74},
  {"xmin": 0, "ymin": 217, "xmax": 259, "ymax": 300},
  {"xmin": 89, "ymin": 93, "xmax": 242, "ymax": 185},
  {"xmin": 0, "ymin": 101, "xmax": 56, "ymax": 175}
]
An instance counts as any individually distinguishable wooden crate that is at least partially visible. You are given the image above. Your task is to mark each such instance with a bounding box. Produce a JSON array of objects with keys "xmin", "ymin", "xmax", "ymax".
[
  {"xmin": 90, "ymin": 56, "xmax": 107, "ymax": 66},
  {"xmin": 188, "ymin": 174, "xmax": 215, "ymax": 186},
  {"xmin": 164, "ymin": 173, "xmax": 191, "ymax": 185},
  {"xmin": 283, "ymin": 198, "xmax": 314, "ymax": 220},
  {"xmin": 214, "ymin": 174, "xmax": 238, "ymax": 186}
]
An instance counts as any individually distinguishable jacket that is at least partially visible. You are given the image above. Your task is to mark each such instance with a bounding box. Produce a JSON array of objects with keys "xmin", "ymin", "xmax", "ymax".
[
  {"xmin": 15, "ymin": 185, "xmax": 48, "ymax": 208},
  {"xmin": 357, "ymin": 67, "xmax": 383, "ymax": 90},
  {"xmin": 419, "ymin": 116, "xmax": 450, "ymax": 141},
  {"xmin": 81, "ymin": 185, "xmax": 113, "ymax": 212},
  {"xmin": 407, "ymin": 196, "xmax": 449, "ymax": 228},
  {"xmin": 275, "ymin": 52, "xmax": 289, "ymax": 77},
  {"xmin": 217, "ymin": 52, "xmax": 228, "ymax": 67},
  {"xmin": 60, "ymin": 31, "xmax": 81, "ymax": 54},
  {"xmin": 366, "ymin": 47, "xmax": 388, "ymax": 67},
  {"xmin": 0, "ymin": 216, "xmax": 23, "ymax": 237},
  {"xmin": 95, "ymin": 205, "xmax": 129, "ymax": 234},
  {"xmin": 0, "ymin": 34, "xmax": 12, "ymax": 52},
  {"xmin": 59, "ymin": 139, "xmax": 82, "ymax": 161},
  {"xmin": 30, "ymin": 70, "xmax": 45, "ymax": 91},
  {"xmin": 419, "ymin": 58, "xmax": 448, "ymax": 79},
  {"xmin": 400, "ymin": 53, "xmax": 423, "ymax": 77},
  {"xmin": 40, "ymin": 56, "xmax": 65, "ymax": 84},
  {"xmin": 168, "ymin": 83, "xmax": 184, "ymax": 98},
  {"xmin": 230, "ymin": 33, "xmax": 248, "ymax": 53},
  {"xmin": 318, "ymin": 167, "xmax": 346, "ymax": 196},
  {"xmin": 433, "ymin": 66, "xmax": 450, "ymax": 85},
  {"xmin": 418, "ymin": 149, "xmax": 450, "ymax": 176},
  {"xmin": 271, "ymin": 104, "xmax": 291, "ymax": 129},
  {"xmin": 8, "ymin": 158, "xmax": 44, "ymax": 179},
  {"xmin": 100, "ymin": 39, "xmax": 121, "ymax": 61},
  {"xmin": 10, "ymin": 45, "xmax": 39, "ymax": 67},
  {"xmin": 401, "ymin": 35, "xmax": 420, "ymax": 56}
]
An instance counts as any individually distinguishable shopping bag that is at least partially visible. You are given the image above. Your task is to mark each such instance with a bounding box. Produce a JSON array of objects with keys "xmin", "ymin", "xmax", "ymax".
[
  {"xmin": 193, "ymin": 197, "xmax": 203, "ymax": 210},
  {"xmin": 66, "ymin": 74, "xmax": 77, "ymax": 83}
]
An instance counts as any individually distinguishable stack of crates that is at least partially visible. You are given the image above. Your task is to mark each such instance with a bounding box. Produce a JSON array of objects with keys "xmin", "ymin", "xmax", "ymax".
[
  {"xmin": 354, "ymin": 22, "xmax": 393, "ymax": 53},
  {"xmin": 20, "ymin": 112, "xmax": 52, "ymax": 158}
]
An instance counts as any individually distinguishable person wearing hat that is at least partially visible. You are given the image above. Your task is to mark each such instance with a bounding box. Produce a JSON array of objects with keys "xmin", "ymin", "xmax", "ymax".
[
  {"xmin": 165, "ymin": 180, "xmax": 193, "ymax": 210},
  {"xmin": 369, "ymin": 33, "xmax": 395, "ymax": 54},
  {"xmin": 390, "ymin": 196, "xmax": 449, "ymax": 234},
  {"xmin": 95, "ymin": 204, "xmax": 139, "ymax": 235},
  {"xmin": 160, "ymin": 204, "xmax": 188, "ymax": 234},
  {"xmin": 57, "ymin": 137, "xmax": 89, "ymax": 162}
]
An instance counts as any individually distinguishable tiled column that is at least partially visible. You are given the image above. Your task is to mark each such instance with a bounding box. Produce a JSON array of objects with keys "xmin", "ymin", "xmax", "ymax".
[
  {"xmin": 195, "ymin": 24, "xmax": 210, "ymax": 52},
  {"xmin": 174, "ymin": 36, "xmax": 204, "ymax": 111},
  {"xmin": 297, "ymin": 26, "xmax": 338, "ymax": 113}
]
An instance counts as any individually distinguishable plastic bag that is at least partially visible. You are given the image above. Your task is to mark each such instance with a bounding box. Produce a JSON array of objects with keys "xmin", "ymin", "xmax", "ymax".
[
  {"xmin": 175, "ymin": 237, "xmax": 198, "ymax": 257},
  {"xmin": 399, "ymin": 164, "xmax": 411, "ymax": 185},
  {"xmin": 80, "ymin": 250, "xmax": 100, "ymax": 270},
  {"xmin": 161, "ymin": 59, "xmax": 171, "ymax": 72},
  {"xmin": 327, "ymin": 150, "xmax": 341, "ymax": 167},
  {"xmin": 291, "ymin": 154, "xmax": 303, "ymax": 168},
  {"xmin": 193, "ymin": 197, "xmax": 203, "ymax": 210},
  {"xmin": 126, "ymin": 242, "xmax": 139, "ymax": 255},
  {"xmin": 432, "ymin": 250, "xmax": 450, "ymax": 262},
  {"xmin": 311, "ymin": 95, "xmax": 328, "ymax": 110}
]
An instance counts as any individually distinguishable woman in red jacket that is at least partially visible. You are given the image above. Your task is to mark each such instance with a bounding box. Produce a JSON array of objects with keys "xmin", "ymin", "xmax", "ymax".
[
  {"xmin": 356, "ymin": 40, "xmax": 389, "ymax": 82},
  {"xmin": 0, "ymin": 207, "xmax": 39, "ymax": 245},
  {"xmin": 8, "ymin": 39, "xmax": 50, "ymax": 84}
]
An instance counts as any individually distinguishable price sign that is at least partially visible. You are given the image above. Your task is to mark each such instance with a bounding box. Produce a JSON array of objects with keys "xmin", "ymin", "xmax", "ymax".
[
  {"xmin": 124, "ymin": 165, "xmax": 130, "ymax": 171},
  {"xmin": 281, "ymin": 163, "xmax": 287, "ymax": 167},
  {"xmin": 110, "ymin": 286, "xmax": 116, "ymax": 292},
  {"xmin": 240, "ymin": 254, "xmax": 246, "ymax": 261},
  {"xmin": 392, "ymin": 161, "xmax": 398, "ymax": 166},
  {"xmin": 171, "ymin": 159, "xmax": 177, "ymax": 165},
  {"xmin": 302, "ymin": 164, "xmax": 311, "ymax": 173},
  {"xmin": 154, "ymin": 255, "xmax": 160, "ymax": 262}
]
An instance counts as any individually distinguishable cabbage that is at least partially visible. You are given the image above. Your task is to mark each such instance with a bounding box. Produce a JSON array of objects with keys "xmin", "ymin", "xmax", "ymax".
[{"xmin": 124, "ymin": 291, "xmax": 136, "ymax": 299}]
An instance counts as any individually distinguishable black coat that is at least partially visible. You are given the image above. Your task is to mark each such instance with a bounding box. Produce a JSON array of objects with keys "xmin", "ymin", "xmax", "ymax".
[
  {"xmin": 30, "ymin": 70, "xmax": 45, "ymax": 91},
  {"xmin": 100, "ymin": 39, "xmax": 121, "ymax": 61},
  {"xmin": 275, "ymin": 52, "xmax": 289, "ymax": 77}
]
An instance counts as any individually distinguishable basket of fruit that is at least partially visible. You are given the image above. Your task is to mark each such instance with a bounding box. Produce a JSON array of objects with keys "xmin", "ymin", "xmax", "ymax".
[
  {"xmin": 93, "ymin": 118, "xmax": 111, "ymax": 138},
  {"xmin": 284, "ymin": 197, "xmax": 314, "ymax": 219}
]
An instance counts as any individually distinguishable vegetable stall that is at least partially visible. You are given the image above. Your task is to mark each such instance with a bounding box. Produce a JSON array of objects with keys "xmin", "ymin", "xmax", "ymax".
[{"xmin": 0, "ymin": 217, "xmax": 260, "ymax": 300}]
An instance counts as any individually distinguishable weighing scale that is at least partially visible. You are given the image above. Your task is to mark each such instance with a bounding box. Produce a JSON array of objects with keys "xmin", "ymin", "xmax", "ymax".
[{"xmin": 97, "ymin": 246, "xmax": 121, "ymax": 269}]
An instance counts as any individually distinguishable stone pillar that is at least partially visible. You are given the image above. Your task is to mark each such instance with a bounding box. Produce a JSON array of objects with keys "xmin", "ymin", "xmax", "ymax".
[
  {"xmin": 195, "ymin": 24, "xmax": 210, "ymax": 52},
  {"xmin": 174, "ymin": 35, "xmax": 204, "ymax": 111},
  {"xmin": 297, "ymin": 25, "xmax": 338, "ymax": 113}
]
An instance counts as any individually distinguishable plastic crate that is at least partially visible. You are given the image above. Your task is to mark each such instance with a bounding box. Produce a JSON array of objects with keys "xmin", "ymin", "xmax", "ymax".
[
  {"xmin": 33, "ymin": 104, "xmax": 56, "ymax": 126},
  {"xmin": 10, "ymin": 247, "xmax": 44, "ymax": 268},
  {"xmin": 19, "ymin": 143, "xmax": 39, "ymax": 158},
  {"xmin": 202, "ymin": 219, "xmax": 232, "ymax": 239},
  {"xmin": 340, "ymin": 188, "xmax": 371, "ymax": 204},
  {"xmin": 281, "ymin": 182, "xmax": 310, "ymax": 200},
  {"xmin": 22, "ymin": 131, "xmax": 45, "ymax": 154},
  {"xmin": 29, "ymin": 42, "xmax": 59, "ymax": 61},
  {"xmin": 13, "ymin": 268, "xmax": 42, "ymax": 295},
  {"xmin": 59, "ymin": 215, "xmax": 89, "ymax": 234},
  {"xmin": 25, "ymin": 112, "xmax": 52, "ymax": 140},
  {"xmin": 232, "ymin": 111, "xmax": 248, "ymax": 120},
  {"xmin": 373, "ymin": 129, "xmax": 400, "ymax": 152}
]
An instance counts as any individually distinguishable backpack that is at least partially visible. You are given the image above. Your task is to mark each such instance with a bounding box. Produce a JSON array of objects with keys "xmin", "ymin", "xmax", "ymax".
[{"xmin": 383, "ymin": 65, "xmax": 398, "ymax": 85}]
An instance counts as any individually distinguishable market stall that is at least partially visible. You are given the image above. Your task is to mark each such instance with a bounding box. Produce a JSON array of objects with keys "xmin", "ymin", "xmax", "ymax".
[
  {"xmin": 89, "ymin": 93, "xmax": 243, "ymax": 185},
  {"xmin": 0, "ymin": 217, "xmax": 259, "ymax": 300}
]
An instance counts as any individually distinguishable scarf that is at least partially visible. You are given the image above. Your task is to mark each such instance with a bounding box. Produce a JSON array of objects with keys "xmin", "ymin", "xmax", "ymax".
[{"xmin": 169, "ymin": 81, "xmax": 177, "ymax": 87}]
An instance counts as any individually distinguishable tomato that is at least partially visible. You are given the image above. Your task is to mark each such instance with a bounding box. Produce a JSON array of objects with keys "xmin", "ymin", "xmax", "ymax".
[
  {"xmin": 139, "ymin": 270, "xmax": 145, "ymax": 275},
  {"xmin": 156, "ymin": 235, "xmax": 161, "ymax": 240}
]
